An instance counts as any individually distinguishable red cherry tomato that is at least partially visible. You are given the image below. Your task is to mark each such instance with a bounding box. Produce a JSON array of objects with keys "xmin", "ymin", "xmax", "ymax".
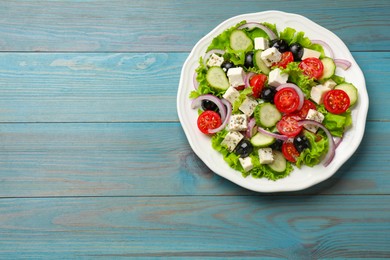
[
  {"xmin": 274, "ymin": 51, "xmax": 294, "ymax": 69},
  {"xmin": 282, "ymin": 142, "xmax": 300, "ymax": 163},
  {"xmin": 250, "ymin": 74, "xmax": 267, "ymax": 98},
  {"xmin": 274, "ymin": 87, "xmax": 300, "ymax": 114},
  {"xmin": 299, "ymin": 57, "xmax": 324, "ymax": 79},
  {"xmin": 197, "ymin": 110, "xmax": 222, "ymax": 135},
  {"xmin": 323, "ymin": 89, "xmax": 350, "ymax": 114},
  {"xmin": 276, "ymin": 115, "xmax": 303, "ymax": 137},
  {"xmin": 295, "ymin": 99, "xmax": 317, "ymax": 119}
]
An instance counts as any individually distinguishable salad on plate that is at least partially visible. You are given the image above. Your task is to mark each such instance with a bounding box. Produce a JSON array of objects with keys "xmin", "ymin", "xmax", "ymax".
[{"xmin": 189, "ymin": 20, "xmax": 358, "ymax": 181}]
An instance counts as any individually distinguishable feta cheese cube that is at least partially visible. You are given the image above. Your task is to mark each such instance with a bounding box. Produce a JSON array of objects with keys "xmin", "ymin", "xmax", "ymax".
[
  {"xmin": 305, "ymin": 109, "xmax": 325, "ymax": 133},
  {"xmin": 227, "ymin": 67, "xmax": 245, "ymax": 88},
  {"xmin": 221, "ymin": 131, "xmax": 244, "ymax": 152},
  {"xmin": 222, "ymin": 87, "xmax": 240, "ymax": 104},
  {"xmin": 228, "ymin": 114, "xmax": 248, "ymax": 131},
  {"xmin": 239, "ymin": 157, "xmax": 254, "ymax": 172},
  {"xmin": 323, "ymin": 79, "xmax": 337, "ymax": 89},
  {"xmin": 254, "ymin": 37, "xmax": 269, "ymax": 50},
  {"xmin": 268, "ymin": 68, "xmax": 288, "ymax": 87},
  {"xmin": 206, "ymin": 53, "xmax": 224, "ymax": 67},
  {"xmin": 301, "ymin": 48, "xmax": 321, "ymax": 60},
  {"xmin": 259, "ymin": 148, "xmax": 274, "ymax": 164},
  {"xmin": 310, "ymin": 84, "xmax": 331, "ymax": 104},
  {"xmin": 260, "ymin": 47, "xmax": 282, "ymax": 67},
  {"xmin": 239, "ymin": 97, "xmax": 258, "ymax": 117}
]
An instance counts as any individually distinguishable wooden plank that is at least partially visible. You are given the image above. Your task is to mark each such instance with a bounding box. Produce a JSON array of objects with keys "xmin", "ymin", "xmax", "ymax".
[
  {"xmin": 0, "ymin": 121, "xmax": 388, "ymax": 197},
  {"xmin": 0, "ymin": 196, "xmax": 389, "ymax": 258},
  {"xmin": 0, "ymin": 1, "xmax": 388, "ymax": 52},
  {"xmin": 0, "ymin": 52, "xmax": 387, "ymax": 122}
]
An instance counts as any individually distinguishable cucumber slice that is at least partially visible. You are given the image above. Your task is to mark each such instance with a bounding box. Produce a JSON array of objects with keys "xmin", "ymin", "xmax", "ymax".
[
  {"xmin": 250, "ymin": 132, "xmax": 275, "ymax": 147},
  {"xmin": 254, "ymin": 50, "xmax": 270, "ymax": 75},
  {"xmin": 335, "ymin": 83, "xmax": 358, "ymax": 106},
  {"xmin": 319, "ymin": 57, "xmax": 336, "ymax": 80},
  {"xmin": 268, "ymin": 151, "xmax": 287, "ymax": 173},
  {"xmin": 206, "ymin": 66, "xmax": 229, "ymax": 90},
  {"xmin": 230, "ymin": 30, "xmax": 253, "ymax": 51},
  {"xmin": 254, "ymin": 103, "xmax": 282, "ymax": 128}
]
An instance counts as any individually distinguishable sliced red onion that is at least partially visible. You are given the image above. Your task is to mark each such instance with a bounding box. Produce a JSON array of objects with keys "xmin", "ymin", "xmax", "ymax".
[
  {"xmin": 257, "ymin": 127, "xmax": 289, "ymax": 141},
  {"xmin": 276, "ymin": 83, "xmax": 305, "ymax": 110},
  {"xmin": 191, "ymin": 94, "xmax": 227, "ymax": 122},
  {"xmin": 334, "ymin": 136, "xmax": 343, "ymax": 148},
  {"xmin": 208, "ymin": 99, "xmax": 232, "ymax": 134},
  {"xmin": 237, "ymin": 22, "xmax": 277, "ymax": 40},
  {"xmin": 334, "ymin": 59, "xmax": 352, "ymax": 70},
  {"xmin": 244, "ymin": 72, "xmax": 255, "ymax": 89},
  {"xmin": 245, "ymin": 117, "xmax": 257, "ymax": 138},
  {"xmin": 311, "ymin": 40, "xmax": 334, "ymax": 59},
  {"xmin": 298, "ymin": 120, "xmax": 335, "ymax": 167},
  {"xmin": 193, "ymin": 71, "xmax": 199, "ymax": 90},
  {"xmin": 203, "ymin": 49, "xmax": 225, "ymax": 67}
]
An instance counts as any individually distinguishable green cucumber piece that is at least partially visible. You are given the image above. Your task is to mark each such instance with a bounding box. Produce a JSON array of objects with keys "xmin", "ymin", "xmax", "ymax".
[
  {"xmin": 250, "ymin": 132, "xmax": 275, "ymax": 147},
  {"xmin": 335, "ymin": 83, "xmax": 358, "ymax": 106},
  {"xmin": 254, "ymin": 103, "xmax": 282, "ymax": 128},
  {"xmin": 230, "ymin": 30, "xmax": 253, "ymax": 51},
  {"xmin": 254, "ymin": 50, "xmax": 270, "ymax": 75},
  {"xmin": 319, "ymin": 57, "xmax": 336, "ymax": 80},
  {"xmin": 268, "ymin": 151, "xmax": 287, "ymax": 173},
  {"xmin": 206, "ymin": 66, "xmax": 229, "ymax": 90}
]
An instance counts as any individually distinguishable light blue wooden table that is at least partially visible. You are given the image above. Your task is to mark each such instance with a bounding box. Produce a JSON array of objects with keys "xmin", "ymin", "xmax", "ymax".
[{"xmin": 0, "ymin": 1, "xmax": 389, "ymax": 258}]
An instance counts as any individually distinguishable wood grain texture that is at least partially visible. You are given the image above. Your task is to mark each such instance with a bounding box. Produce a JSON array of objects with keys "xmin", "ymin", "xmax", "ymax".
[
  {"xmin": 0, "ymin": 196, "xmax": 389, "ymax": 258},
  {"xmin": 0, "ymin": 52, "xmax": 388, "ymax": 122},
  {"xmin": 0, "ymin": 121, "xmax": 387, "ymax": 197},
  {"xmin": 0, "ymin": 0, "xmax": 388, "ymax": 52}
]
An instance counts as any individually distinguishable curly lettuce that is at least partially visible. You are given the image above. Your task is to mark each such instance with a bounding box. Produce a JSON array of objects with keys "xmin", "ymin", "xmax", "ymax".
[{"xmin": 296, "ymin": 131, "xmax": 329, "ymax": 168}]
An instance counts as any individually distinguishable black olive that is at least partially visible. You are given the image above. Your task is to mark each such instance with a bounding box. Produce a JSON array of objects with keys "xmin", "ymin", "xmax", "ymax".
[
  {"xmin": 235, "ymin": 139, "xmax": 253, "ymax": 158},
  {"xmin": 270, "ymin": 39, "xmax": 289, "ymax": 53},
  {"xmin": 244, "ymin": 51, "xmax": 254, "ymax": 68},
  {"xmin": 289, "ymin": 43, "xmax": 303, "ymax": 61},
  {"xmin": 260, "ymin": 87, "xmax": 277, "ymax": 103},
  {"xmin": 293, "ymin": 135, "xmax": 311, "ymax": 153},
  {"xmin": 201, "ymin": 100, "xmax": 219, "ymax": 112},
  {"xmin": 270, "ymin": 138, "xmax": 283, "ymax": 151},
  {"xmin": 221, "ymin": 61, "xmax": 235, "ymax": 73}
]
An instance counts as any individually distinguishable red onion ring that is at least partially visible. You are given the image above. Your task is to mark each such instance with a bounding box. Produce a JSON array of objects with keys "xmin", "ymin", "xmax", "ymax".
[
  {"xmin": 237, "ymin": 22, "xmax": 277, "ymax": 40},
  {"xmin": 311, "ymin": 40, "xmax": 334, "ymax": 59},
  {"xmin": 208, "ymin": 99, "xmax": 232, "ymax": 134},
  {"xmin": 191, "ymin": 94, "xmax": 227, "ymax": 122},
  {"xmin": 193, "ymin": 71, "xmax": 199, "ymax": 90},
  {"xmin": 257, "ymin": 127, "xmax": 289, "ymax": 141},
  {"xmin": 276, "ymin": 83, "xmax": 305, "ymax": 110},
  {"xmin": 298, "ymin": 120, "xmax": 335, "ymax": 167},
  {"xmin": 203, "ymin": 49, "xmax": 225, "ymax": 67},
  {"xmin": 334, "ymin": 136, "xmax": 343, "ymax": 148},
  {"xmin": 245, "ymin": 117, "xmax": 257, "ymax": 138},
  {"xmin": 244, "ymin": 72, "xmax": 255, "ymax": 89},
  {"xmin": 334, "ymin": 59, "xmax": 352, "ymax": 70}
]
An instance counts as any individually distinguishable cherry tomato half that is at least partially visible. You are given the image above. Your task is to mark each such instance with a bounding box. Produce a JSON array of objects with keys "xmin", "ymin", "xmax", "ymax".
[
  {"xmin": 323, "ymin": 89, "xmax": 350, "ymax": 114},
  {"xmin": 250, "ymin": 74, "xmax": 267, "ymax": 98},
  {"xmin": 282, "ymin": 142, "xmax": 300, "ymax": 163},
  {"xmin": 299, "ymin": 57, "xmax": 324, "ymax": 79},
  {"xmin": 276, "ymin": 114, "xmax": 303, "ymax": 137},
  {"xmin": 274, "ymin": 51, "xmax": 294, "ymax": 69},
  {"xmin": 197, "ymin": 110, "xmax": 222, "ymax": 135},
  {"xmin": 294, "ymin": 99, "xmax": 317, "ymax": 119},
  {"xmin": 274, "ymin": 87, "xmax": 300, "ymax": 114}
]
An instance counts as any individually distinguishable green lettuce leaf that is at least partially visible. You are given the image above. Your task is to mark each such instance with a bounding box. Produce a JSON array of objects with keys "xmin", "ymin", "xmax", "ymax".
[
  {"xmin": 249, "ymin": 153, "xmax": 293, "ymax": 180},
  {"xmin": 232, "ymin": 88, "xmax": 252, "ymax": 113},
  {"xmin": 281, "ymin": 62, "xmax": 316, "ymax": 97},
  {"xmin": 296, "ymin": 131, "xmax": 329, "ymax": 168}
]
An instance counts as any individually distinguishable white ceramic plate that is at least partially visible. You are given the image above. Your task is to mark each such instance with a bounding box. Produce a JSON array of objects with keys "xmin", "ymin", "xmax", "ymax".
[{"xmin": 177, "ymin": 11, "xmax": 369, "ymax": 192}]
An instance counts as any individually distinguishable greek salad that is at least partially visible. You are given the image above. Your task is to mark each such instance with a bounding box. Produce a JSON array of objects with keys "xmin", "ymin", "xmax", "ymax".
[{"xmin": 189, "ymin": 20, "xmax": 358, "ymax": 181}]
